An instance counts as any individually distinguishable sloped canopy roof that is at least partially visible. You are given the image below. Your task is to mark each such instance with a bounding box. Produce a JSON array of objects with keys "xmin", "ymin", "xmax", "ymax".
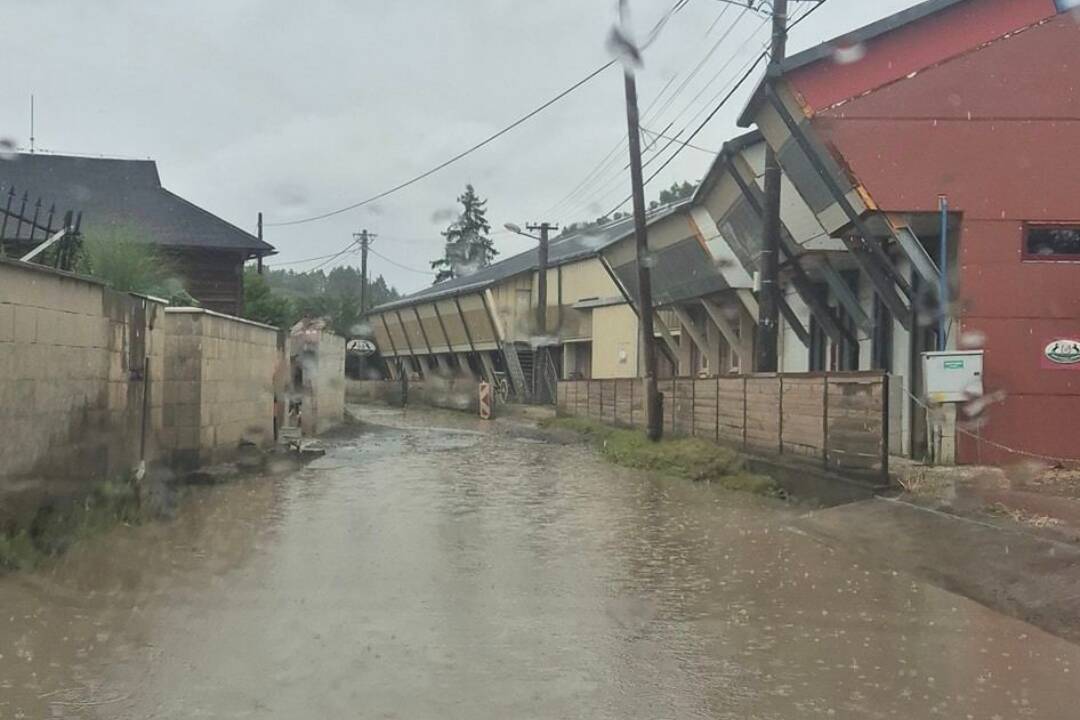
[
  {"xmin": 371, "ymin": 201, "xmax": 690, "ymax": 313},
  {"xmin": 0, "ymin": 153, "xmax": 274, "ymax": 255}
]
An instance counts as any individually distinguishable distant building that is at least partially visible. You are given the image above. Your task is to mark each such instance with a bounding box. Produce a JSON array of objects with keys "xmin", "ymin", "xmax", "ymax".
[
  {"xmin": 365, "ymin": 204, "xmax": 693, "ymax": 400},
  {"xmin": 0, "ymin": 153, "xmax": 274, "ymax": 315}
]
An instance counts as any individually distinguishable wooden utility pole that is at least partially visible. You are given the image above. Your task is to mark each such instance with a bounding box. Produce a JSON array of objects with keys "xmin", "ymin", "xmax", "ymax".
[
  {"xmin": 526, "ymin": 222, "xmax": 558, "ymax": 337},
  {"xmin": 624, "ymin": 68, "xmax": 662, "ymax": 440},
  {"xmin": 256, "ymin": 212, "xmax": 264, "ymax": 274},
  {"xmin": 757, "ymin": 0, "xmax": 789, "ymax": 372},
  {"xmin": 355, "ymin": 229, "xmax": 376, "ymax": 313}
]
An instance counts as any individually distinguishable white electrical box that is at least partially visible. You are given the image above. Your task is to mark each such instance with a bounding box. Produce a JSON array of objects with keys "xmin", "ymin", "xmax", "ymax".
[{"xmin": 922, "ymin": 350, "xmax": 984, "ymax": 403}]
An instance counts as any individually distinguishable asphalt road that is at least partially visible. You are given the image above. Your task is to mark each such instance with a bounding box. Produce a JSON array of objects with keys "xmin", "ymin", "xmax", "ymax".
[{"xmin": 2, "ymin": 405, "xmax": 1078, "ymax": 718}]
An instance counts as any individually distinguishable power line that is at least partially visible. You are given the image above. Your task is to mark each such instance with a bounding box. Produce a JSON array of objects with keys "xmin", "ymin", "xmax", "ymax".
[
  {"xmin": 542, "ymin": 0, "xmax": 731, "ymax": 220},
  {"xmin": 266, "ymin": 0, "xmax": 694, "ymax": 230},
  {"xmin": 556, "ymin": 7, "xmax": 767, "ymax": 220},
  {"xmin": 368, "ymin": 247, "xmax": 433, "ymax": 275},
  {"xmin": 603, "ymin": 0, "xmax": 828, "ymax": 217},
  {"xmin": 567, "ymin": 33, "xmax": 769, "ymax": 219},
  {"xmin": 641, "ymin": 126, "xmax": 716, "ymax": 154},
  {"xmin": 306, "ymin": 239, "xmax": 362, "ymax": 272},
  {"xmin": 264, "ymin": 61, "xmax": 617, "ymax": 228},
  {"xmin": 268, "ymin": 249, "xmax": 358, "ymax": 268}
]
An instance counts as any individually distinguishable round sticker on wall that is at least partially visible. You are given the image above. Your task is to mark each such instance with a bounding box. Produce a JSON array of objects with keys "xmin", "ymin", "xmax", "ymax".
[{"xmin": 1045, "ymin": 339, "xmax": 1080, "ymax": 366}]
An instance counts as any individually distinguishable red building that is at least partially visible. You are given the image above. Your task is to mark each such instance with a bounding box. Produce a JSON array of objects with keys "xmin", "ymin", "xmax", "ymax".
[{"xmin": 741, "ymin": 0, "xmax": 1080, "ymax": 465}]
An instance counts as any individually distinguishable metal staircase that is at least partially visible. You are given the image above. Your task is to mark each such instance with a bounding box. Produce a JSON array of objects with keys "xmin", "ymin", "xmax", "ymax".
[{"xmin": 502, "ymin": 344, "xmax": 530, "ymax": 401}]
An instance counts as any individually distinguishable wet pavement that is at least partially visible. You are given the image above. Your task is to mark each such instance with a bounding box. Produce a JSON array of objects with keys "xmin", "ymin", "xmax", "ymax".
[{"xmin": 2, "ymin": 404, "xmax": 1079, "ymax": 719}]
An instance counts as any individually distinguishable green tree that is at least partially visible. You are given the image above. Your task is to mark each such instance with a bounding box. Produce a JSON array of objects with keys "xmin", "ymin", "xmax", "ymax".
[
  {"xmin": 242, "ymin": 269, "xmax": 293, "ymax": 327},
  {"xmin": 77, "ymin": 226, "xmax": 196, "ymax": 305},
  {"xmin": 651, "ymin": 181, "xmax": 698, "ymax": 209},
  {"xmin": 431, "ymin": 184, "xmax": 496, "ymax": 284},
  {"xmin": 254, "ymin": 265, "xmax": 401, "ymax": 337}
]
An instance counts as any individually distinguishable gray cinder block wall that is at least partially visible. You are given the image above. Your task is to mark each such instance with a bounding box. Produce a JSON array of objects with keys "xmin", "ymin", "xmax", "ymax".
[
  {"xmin": 161, "ymin": 308, "xmax": 283, "ymax": 468},
  {"xmin": 288, "ymin": 324, "xmax": 345, "ymax": 436},
  {"xmin": 0, "ymin": 259, "xmax": 166, "ymax": 527}
]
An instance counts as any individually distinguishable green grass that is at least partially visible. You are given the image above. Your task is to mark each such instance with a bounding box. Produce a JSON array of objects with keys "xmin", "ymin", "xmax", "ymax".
[
  {"xmin": 541, "ymin": 416, "xmax": 779, "ymax": 496},
  {"xmin": 0, "ymin": 475, "xmax": 146, "ymax": 574}
]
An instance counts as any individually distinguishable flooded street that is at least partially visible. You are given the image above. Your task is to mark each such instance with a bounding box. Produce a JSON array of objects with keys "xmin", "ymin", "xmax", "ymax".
[{"xmin": 2, "ymin": 406, "xmax": 1079, "ymax": 719}]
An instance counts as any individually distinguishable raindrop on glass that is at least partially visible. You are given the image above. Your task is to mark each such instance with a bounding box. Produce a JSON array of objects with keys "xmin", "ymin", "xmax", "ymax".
[
  {"xmin": 832, "ymin": 42, "xmax": 867, "ymax": 65},
  {"xmin": 0, "ymin": 138, "xmax": 18, "ymax": 161}
]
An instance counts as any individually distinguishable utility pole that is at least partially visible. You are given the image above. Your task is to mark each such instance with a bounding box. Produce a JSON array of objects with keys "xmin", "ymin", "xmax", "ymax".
[
  {"xmin": 756, "ymin": 0, "xmax": 789, "ymax": 373},
  {"xmin": 256, "ymin": 212, "xmax": 264, "ymax": 274},
  {"xmin": 526, "ymin": 222, "xmax": 558, "ymax": 338},
  {"xmin": 355, "ymin": 229, "xmax": 376, "ymax": 313},
  {"xmin": 623, "ymin": 62, "xmax": 662, "ymax": 440}
]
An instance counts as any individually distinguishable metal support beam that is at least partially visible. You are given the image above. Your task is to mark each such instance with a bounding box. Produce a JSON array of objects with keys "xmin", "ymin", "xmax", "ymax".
[
  {"xmin": 478, "ymin": 351, "xmax": 498, "ymax": 387},
  {"xmin": 653, "ymin": 312, "xmax": 680, "ymax": 366},
  {"xmin": 432, "ymin": 302, "xmax": 455, "ymax": 355},
  {"xmin": 671, "ymin": 305, "xmax": 714, "ymax": 362},
  {"xmin": 393, "ymin": 310, "xmax": 423, "ymax": 377},
  {"xmin": 764, "ymin": 84, "xmax": 913, "ymax": 329},
  {"xmin": 453, "ymin": 296, "xmax": 479, "ymax": 355},
  {"xmin": 701, "ymin": 298, "xmax": 748, "ymax": 370},
  {"xmin": 378, "ymin": 313, "xmax": 400, "ymax": 359},
  {"xmin": 778, "ymin": 295, "xmax": 811, "ymax": 347},
  {"xmin": 723, "ymin": 151, "xmax": 865, "ymax": 341},
  {"xmin": 412, "ymin": 306, "xmax": 435, "ymax": 357}
]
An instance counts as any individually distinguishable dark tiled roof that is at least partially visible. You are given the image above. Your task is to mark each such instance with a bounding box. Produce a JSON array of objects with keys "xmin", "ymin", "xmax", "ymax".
[
  {"xmin": 371, "ymin": 201, "xmax": 690, "ymax": 313},
  {"xmin": 0, "ymin": 153, "xmax": 274, "ymax": 254}
]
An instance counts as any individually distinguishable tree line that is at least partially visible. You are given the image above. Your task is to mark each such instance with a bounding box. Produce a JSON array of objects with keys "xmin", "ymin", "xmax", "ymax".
[{"xmin": 243, "ymin": 265, "xmax": 400, "ymax": 337}]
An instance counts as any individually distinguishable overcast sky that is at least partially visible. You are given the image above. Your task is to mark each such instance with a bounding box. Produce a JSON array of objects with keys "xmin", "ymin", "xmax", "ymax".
[{"xmin": 5, "ymin": 0, "xmax": 922, "ymax": 294}]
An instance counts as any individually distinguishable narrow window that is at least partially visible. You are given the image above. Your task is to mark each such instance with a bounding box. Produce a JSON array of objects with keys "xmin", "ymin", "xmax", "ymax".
[{"xmin": 1024, "ymin": 224, "xmax": 1080, "ymax": 259}]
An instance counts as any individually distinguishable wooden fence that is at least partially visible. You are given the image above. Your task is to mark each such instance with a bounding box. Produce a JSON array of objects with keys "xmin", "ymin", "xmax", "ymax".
[{"xmin": 557, "ymin": 373, "xmax": 889, "ymax": 483}]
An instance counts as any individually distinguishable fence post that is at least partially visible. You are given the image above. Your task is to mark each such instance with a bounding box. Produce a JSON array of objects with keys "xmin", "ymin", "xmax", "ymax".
[
  {"xmin": 822, "ymin": 373, "xmax": 830, "ymax": 471},
  {"xmin": 715, "ymin": 377, "xmax": 720, "ymax": 444},
  {"xmin": 586, "ymin": 379, "xmax": 591, "ymax": 418},
  {"xmin": 630, "ymin": 379, "xmax": 635, "ymax": 427},
  {"xmin": 690, "ymin": 376, "xmax": 696, "ymax": 437},
  {"xmin": 742, "ymin": 376, "xmax": 748, "ymax": 449},
  {"xmin": 778, "ymin": 374, "xmax": 784, "ymax": 455},
  {"xmin": 665, "ymin": 377, "xmax": 673, "ymax": 433},
  {"xmin": 880, "ymin": 373, "xmax": 890, "ymax": 485}
]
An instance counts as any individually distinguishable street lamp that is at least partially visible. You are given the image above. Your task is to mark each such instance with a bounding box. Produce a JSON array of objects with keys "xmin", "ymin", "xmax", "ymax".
[{"xmin": 503, "ymin": 223, "xmax": 538, "ymax": 240}]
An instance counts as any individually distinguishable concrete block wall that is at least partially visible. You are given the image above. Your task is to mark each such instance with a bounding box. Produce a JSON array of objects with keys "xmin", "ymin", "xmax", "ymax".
[
  {"xmin": 0, "ymin": 259, "xmax": 165, "ymax": 527},
  {"xmin": 288, "ymin": 328, "xmax": 346, "ymax": 436},
  {"xmin": 162, "ymin": 308, "xmax": 282, "ymax": 468}
]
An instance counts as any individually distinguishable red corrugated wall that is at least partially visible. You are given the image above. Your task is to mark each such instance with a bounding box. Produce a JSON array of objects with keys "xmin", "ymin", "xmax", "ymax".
[{"xmin": 788, "ymin": 3, "xmax": 1080, "ymax": 465}]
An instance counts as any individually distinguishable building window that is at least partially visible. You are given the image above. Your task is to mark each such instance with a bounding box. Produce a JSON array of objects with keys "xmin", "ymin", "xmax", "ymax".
[{"xmin": 1024, "ymin": 224, "xmax": 1080, "ymax": 259}]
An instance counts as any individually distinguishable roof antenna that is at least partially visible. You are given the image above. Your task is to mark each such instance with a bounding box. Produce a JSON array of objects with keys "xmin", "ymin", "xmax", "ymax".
[{"xmin": 29, "ymin": 94, "xmax": 35, "ymax": 153}]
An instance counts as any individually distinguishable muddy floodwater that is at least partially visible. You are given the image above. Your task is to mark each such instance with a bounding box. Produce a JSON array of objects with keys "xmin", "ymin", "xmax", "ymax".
[{"xmin": 2, "ymin": 405, "xmax": 1079, "ymax": 718}]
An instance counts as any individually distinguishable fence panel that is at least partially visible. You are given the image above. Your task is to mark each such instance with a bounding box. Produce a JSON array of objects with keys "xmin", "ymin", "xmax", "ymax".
[
  {"xmin": 717, "ymin": 377, "xmax": 746, "ymax": 446},
  {"xmin": 692, "ymin": 378, "xmax": 719, "ymax": 441},
  {"xmin": 658, "ymin": 379, "xmax": 675, "ymax": 434},
  {"xmin": 601, "ymin": 380, "xmax": 617, "ymax": 423},
  {"xmin": 555, "ymin": 372, "xmax": 888, "ymax": 485},
  {"xmin": 673, "ymin": 378, "xmax": 695, "ymax": 437},
  {"xmin": 781, "ymin": 376, "xmax": 827, "ymax": 460},
  {"xmin": 826, "ymin": 375, "xmax": 888, "ymax": 480},
  {"xmin": 588, "ymin": 381, "xmax": 602, "ymax": 421},
  {"xmin": 745, "ymin": 376, "xmax": 782, "ymax": 453},
  {"xmin": 614, "ymin": 379, "xmax": 635, "ymax": 427}
]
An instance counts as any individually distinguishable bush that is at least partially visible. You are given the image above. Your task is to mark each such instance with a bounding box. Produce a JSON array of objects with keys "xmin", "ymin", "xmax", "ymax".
[
  {"xmin": 77, "ymin": 226, "xmax": 196, "ymax": 304},
  {"xmin": 0, "ymin": 474, "xmax": 146, "ymax": 574}
]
